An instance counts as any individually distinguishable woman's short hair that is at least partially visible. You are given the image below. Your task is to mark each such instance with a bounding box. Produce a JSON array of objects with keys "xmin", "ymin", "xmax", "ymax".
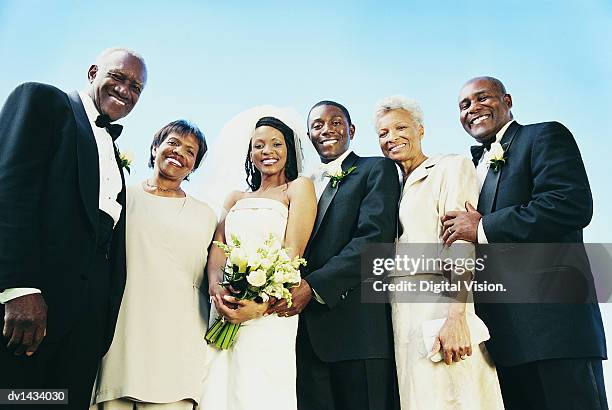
[
  {"xmin": 373, "ymin": 95, "xmax": 424, "ymax": 130},
  {"xmin": 245, "ymin": 116, "xmax": 298, "ymax": 191},
  {"xmin": 149, "ymin": 120, "xmax": 207, "ymax": 173}
]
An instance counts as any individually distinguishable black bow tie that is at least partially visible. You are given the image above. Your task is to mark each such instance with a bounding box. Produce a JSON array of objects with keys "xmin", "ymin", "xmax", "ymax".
[
  {"xmin": 470, "ymin": 140, "xmax": 493, "ymax": 166},
  {"xmin": 95, "ymin": 114, "xmax": 123, "ymax": 141}
]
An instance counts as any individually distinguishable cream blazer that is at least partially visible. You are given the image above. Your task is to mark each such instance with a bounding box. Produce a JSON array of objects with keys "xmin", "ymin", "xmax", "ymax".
[
  {"xmin": 398, "ymin": 154, "xmax": 478, "ymax": 243},
  {"xmin": 391, "ymin": 155, "xmax": 503, "ymax": 410},
  {"xmin": 395, "ymin": 154, "xmax": 479, "ymax": 274}
]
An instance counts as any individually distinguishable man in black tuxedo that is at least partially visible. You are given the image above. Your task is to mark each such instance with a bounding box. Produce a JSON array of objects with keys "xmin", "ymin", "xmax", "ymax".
[
  {"xmin": 442, "ymin": 77, "xmax": 607, "ymax": 409},
  {"xmin": 0, "ymin": 48, "xmax": 147, "ymax": 408},
  {"xmin": 271, "ymin": 101, "xmax": 400, "ymax": 410}
]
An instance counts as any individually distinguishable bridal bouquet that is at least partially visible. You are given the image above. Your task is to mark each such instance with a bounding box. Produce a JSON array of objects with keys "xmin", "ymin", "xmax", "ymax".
[{"xmin": 205, "ymin": 233, "xmax": 306, "ymax": 350}]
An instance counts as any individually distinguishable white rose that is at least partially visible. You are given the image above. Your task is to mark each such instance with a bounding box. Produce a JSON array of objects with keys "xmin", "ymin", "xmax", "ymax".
[
  {"xmin": 230, "ymin": 247, "xmax": 248, "ymax": 273},
  {"xmin": 121, "ymin": 150, "xmax": 134, "ymax": 163},
  {"xmin": 248, "ymin": 252, "xmax": 262, "ymax": 270},
  {"xmin": 489, "ymin": 142, "xmax": 505, "ymax": 161},
  {"xmin": 273, "ymin": 269, "xmax": 284, "ymax": 283},
  {"xmin": 246, "ymin": 269, "xmax": 267, "ymax": 287}
]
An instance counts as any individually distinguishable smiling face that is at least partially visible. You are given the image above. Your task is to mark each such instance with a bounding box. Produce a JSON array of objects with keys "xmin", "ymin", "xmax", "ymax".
[
  {"xmin": 459, "ymin": 78, "xmax": 513, "ymax": 143},
  {"xmin": 376, "ymin": 109, "xmax": 424, "ymax": 163},
  {"xmin": 249, "ymin": 126, "xmax": 288, "ymax": 176},
  {"xmin": 87, "ymin": 51, "xmax": 147, "ymax": 121},
  {"xmin": 152, "ymin": 132, "xmax": 199, "ymax": 181},
  {"xmin": 308, "ymin": 105, "xmax": 355, "ymax": 163}
]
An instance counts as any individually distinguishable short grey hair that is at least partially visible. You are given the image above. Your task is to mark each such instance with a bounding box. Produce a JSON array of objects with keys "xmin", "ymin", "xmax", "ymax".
[
  {"xmin": 373, "ymin": 95, "xmax": 424, "ymax": 130},
  {"xmin": 464, "ymin": 76, "xmax": 507, "ymax": 95},
  {"xmin": 95, "ymin": 47, "xmax": 146, "ymax": 69}
]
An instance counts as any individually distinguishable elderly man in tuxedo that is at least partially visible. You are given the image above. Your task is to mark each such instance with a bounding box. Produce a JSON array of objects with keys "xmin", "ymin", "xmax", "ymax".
[
  {"xmin": 441, "ymin": 76, "xmax": 607, "ymax": 409},
  {"xmin": 0, "ymin": 48, "xmax": 147, "ymax": 409},
  {"xmin": 269, "ymin": 100, "xmax": 400, "ymax": 410}
]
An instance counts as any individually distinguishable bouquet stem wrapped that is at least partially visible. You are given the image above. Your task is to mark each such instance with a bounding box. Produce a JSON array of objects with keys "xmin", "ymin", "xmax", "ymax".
[{"xmin": 205, "ymin": 318, "xmax": 241, "ymax": 350}]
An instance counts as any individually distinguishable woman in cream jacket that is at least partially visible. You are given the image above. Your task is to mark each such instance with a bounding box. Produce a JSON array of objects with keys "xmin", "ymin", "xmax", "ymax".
[{"xmin": 374, "ymin": 96, "xmax": 504, "ymax": 410}]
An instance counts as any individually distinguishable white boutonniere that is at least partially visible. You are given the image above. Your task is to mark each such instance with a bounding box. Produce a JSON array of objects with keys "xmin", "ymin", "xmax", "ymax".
[
  {"xmin": 326, "ymin": 166, "xmax": 357, "ymax": 188},
  {"xmin": 488, "ymin": 143, "xmax": 507, "ymax": 173},
  {"xmin": 119, "ymin": 151, "xmax": 133, "ymax": 174}
]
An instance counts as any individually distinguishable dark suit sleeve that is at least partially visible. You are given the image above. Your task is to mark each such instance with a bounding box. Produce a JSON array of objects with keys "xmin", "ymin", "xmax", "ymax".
[
  {"xmin": 306, "ymin": 158, "xmax": 400, "ymax": 309},
  {"xmin": 482, "ymin": 122, "xmax": 592, "ymax": 242},
  {"xmin": 0, "ymin": 83, "xmax": 60, "ymax": 290}
]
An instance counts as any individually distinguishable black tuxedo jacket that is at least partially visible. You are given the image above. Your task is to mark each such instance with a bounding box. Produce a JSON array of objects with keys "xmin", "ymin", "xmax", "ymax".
[
  {"xmin": 302, "ymin": 152, "xmax": 400, "ymax": 362},
  {"xmin": 0, "ymin": 82, "xmax": 127, "ymax": 353},
  {"xmin": 474, "ymin": 120, "xmax": 606, "ymax": 366}
]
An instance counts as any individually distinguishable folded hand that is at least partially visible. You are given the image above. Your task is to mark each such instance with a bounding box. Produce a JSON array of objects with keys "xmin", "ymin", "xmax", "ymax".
[
  {"xmin": 213, "ymin": 294, "xmax": 268, "ymax": 324},
  {"xmin": 430, "ymin": 314, "xmax": 472, "ymax": 365},
  {"xmin": 209, "ymin": 282, "xmax": 230, "ymax": 302}
]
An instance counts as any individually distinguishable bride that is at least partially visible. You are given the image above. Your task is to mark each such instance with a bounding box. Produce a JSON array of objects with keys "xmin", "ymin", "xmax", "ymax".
[{"xmin": 200, "ymin": 112, "xmax": 317, "ymax": 410}]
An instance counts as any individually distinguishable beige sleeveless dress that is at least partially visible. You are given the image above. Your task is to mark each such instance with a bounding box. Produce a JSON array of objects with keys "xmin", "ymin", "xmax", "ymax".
[{"xmin": 92, "ymin": 185, "xmax": 217, "ymax": 407}]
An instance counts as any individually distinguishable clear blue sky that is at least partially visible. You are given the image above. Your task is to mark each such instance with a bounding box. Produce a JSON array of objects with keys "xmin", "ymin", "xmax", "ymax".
[
  {"xmin": 1, "ymin": 0, "xmax": 610, "ymax": 239},
  {"xmin": 1, "ymin": 0, "xmax": 611, "ymax": 393}
]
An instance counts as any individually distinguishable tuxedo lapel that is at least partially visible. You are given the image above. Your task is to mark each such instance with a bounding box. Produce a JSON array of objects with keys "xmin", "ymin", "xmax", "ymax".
[
  {"xmin": 68, "ymin": 91, "xmax": 99, "ymax": 231},
  {"xmin": 112, "ymin": 143, "xmax": 127, "ymax": 206},
  {"xmin": 478, "ymin": 121, "xmax": 521, "ymax": 214},
  {"xmin": 309, "ymin": 152, "xmax": 359, "ymax": 244}
]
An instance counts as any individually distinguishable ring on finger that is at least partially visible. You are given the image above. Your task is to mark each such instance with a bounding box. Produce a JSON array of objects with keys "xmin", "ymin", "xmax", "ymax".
[{"xmin": 460, "ymin": 354, "xmax": 467, "ymax": 360}]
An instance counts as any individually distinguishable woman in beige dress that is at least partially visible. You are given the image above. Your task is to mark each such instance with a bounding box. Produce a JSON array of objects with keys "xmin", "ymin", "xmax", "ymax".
[
  {"xmin": 92, "ymin": 120, "xmax": 217, "ymax": 410},
  {"xmin": 374, "ymin": 96, "xmax": 504, "ymax": 409}
]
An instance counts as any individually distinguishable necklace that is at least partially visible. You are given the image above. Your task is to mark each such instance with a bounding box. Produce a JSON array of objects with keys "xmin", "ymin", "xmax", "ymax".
[{"xmin": 144, "ymin": 179, "xmax": 184, "ymax": 193}]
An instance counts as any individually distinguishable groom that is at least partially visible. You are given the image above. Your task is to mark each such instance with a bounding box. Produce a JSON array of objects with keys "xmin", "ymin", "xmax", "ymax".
[
  {"xmin": 273, "ymin": 101, "xmax": 400, "ymax": 409},
  {"xmin": 0, "ymin": 48, "xmax": 146, "ymax": 408}
]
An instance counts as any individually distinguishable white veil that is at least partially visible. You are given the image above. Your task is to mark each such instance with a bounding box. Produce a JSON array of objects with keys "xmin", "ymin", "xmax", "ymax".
[{"xmin": 194, "ymin": 105, "xmax": 318, "ymax": 216}]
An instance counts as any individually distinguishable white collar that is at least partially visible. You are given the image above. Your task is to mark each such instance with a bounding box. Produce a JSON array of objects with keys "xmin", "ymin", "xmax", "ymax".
[
  {"xmin": 493, "ymin": 120, "xmax": 515, "ymax": 145},
  {"xmin": 319, "ymin": 149, "xmax": 352, "ymax": 174},
  {"xmin": 78, "ymin": 90, "xmax": 101, "ymax": 125}
]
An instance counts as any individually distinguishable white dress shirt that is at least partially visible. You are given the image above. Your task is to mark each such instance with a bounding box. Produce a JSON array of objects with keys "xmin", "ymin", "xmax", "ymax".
[
  {"xmin": 308, "ymin": 149, "xmax": 353, "ymax": 304},
  {"xmin": 0, "ymin": 92, "xmax": 122, "ymax": 304},
  {"xmin": 312, "ymin": 149, "xmax": 353, "ymax": 200},
  {"xmin": 476, "ymin": 120, "xmax": 514, "ymax": 244},
  {"xmin": 79, "ymin": 91, "xmax": 123, "ymax": 225}
]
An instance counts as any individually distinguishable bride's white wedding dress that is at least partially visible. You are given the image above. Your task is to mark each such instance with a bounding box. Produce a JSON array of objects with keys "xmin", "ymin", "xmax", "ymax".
[{"xmin": 200, "ymin": 197, "xmax": 298, "ymax": 410}]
